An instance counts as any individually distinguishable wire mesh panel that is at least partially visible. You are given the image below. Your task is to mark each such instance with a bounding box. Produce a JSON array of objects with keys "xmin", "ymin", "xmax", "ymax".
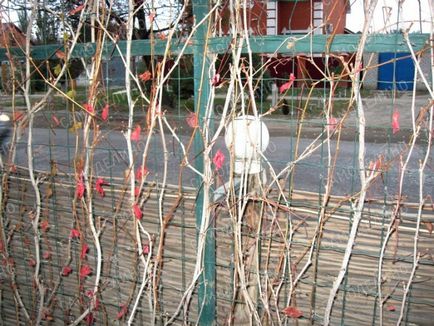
[{"xmin": 0, "ymin": 0, "xmax": 433, "ymax": 325}]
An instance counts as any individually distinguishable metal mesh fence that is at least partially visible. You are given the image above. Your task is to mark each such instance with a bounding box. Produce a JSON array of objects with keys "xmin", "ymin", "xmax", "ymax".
[{"xmin": 0, "ymin": 0, "xmax": 433, "ymax": 325}]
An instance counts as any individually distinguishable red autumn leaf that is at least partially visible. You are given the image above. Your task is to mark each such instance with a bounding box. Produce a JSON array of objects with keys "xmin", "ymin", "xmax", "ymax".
[
  {"xmin": 40, "ymin": 220, "xmax": 50, "ymax": 232},
  {"xmin": 9, "ymin": 164, "xmax": 17, "ymax": 173},
  {"xmin": 149, "ymin": 11, "xmax": 156, "ymax": 23},
  {"xmin": 13, "ymin": 111, "xmax": 24, "ymax": 122},
  {"xmin": 69, "ymin": 4, "xmax": 85, "ymax": 15},
  {"xmin": 159, "ymin": 33, "xmax": 167, "ymax": 40},
  {"xmin": 134, "ymin": 186, "xmax": 141, "ymax": 197},
  {"xmin": 83, "ymin": 103, "xmax": 94, "ymax": 114},
  {"xmin": 279, "ymin": 73, "xmax": 296, "ymax": 94},
  {"xmin": 80, "ymin": 264, "xmax": 92, "ymax": 279},
  {"xmin": 29, "ymin": 258, "xmax": 36, "ymax": 267},
  {"xmin": 69, "ymin": 228, "xmax": 80, "ymax": 239},
  {"xmin": 81, "ymin": 243, "xmax": 89, "ymax": 260},
  {"xmin": 43, "ymin": 251, "xmax": 51, "ymax": 260},
  {"xmin": 62, "ymin": 265, "xmax": 73, "ymax": 276},
  {"xmin": 131, "ymin": 125, "xmax": 141, "ymax": 141},
  {"xmin": 133, "ymin": 204, "xmax": 143, "ymax": 220},
  {"xmin": 186, "ymin": 112, "xmax": 198, "ymax": 128},
  {"xmin": 116, "ymin": 304, "xmax": 128, "ymax": 320},
  {"xmin": 95, "ymin": 177, "xmax": 107, "ymax": 197},
  {"xmin": 211, "ymin": 73, "xmax": 222, "ymax": 87},
  {"xmin": 327, "ymin": 117, "xmax": 338, "ymax": 132},
  {"xmin": 213, "ymin": 149, "xmax": 225, "ymax": 170},
  {"xmin": 386, "ymin": 305, "xmax": 396, "ymax": 311},
  {"xmin": 52, "ymin": 114, "xmax": 60, "ymax": 127},
  {"xmin": 76, "ymin": 176, "xmax": 85, "ymax": 199},
  {"xmin": 282, "ymin": 306, "xmax": 303, "ymax": 318},
  {"xmin": 139, "ymin": 71, "xmax": 152, "ymax": 82},
  {"xmin": 101, "ymin": 104, "xmax": 109, "ymax": 121},
  {"xmin": 84, "ymin": 312, "xmax": 95, "ymax": 326},
  {"xmin": 94, "ymin": 298, "xmax": 100, "ymax": 310},
  {"xmin": 55, "ymin": 50, "xmax": 66, "ymax": 60},
  {"xmin": 136, "ymin": 166, "xmax": 149, "ymax": 180},
  {"xmin": 143, "ymin": 244, "xmax": 150, "ymax": 254},
  {"xmin": 392, "ymin": 110, "xmax": 400, "ymax": 134}
]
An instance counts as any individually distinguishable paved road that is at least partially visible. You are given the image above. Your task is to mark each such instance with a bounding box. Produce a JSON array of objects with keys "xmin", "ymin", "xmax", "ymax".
[{"xmin": 12, "ymin": 126, "xmax": 433, "ymax": 202}]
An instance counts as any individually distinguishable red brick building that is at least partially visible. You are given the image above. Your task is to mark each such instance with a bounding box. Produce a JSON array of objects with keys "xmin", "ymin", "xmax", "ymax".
[
  {"xmin": 217, "ymin": 0, "xmax": 352, "ymax": 87},
  {"xmin": 0, "ymin": 23, "xmax": 29, "ymax": 93}
]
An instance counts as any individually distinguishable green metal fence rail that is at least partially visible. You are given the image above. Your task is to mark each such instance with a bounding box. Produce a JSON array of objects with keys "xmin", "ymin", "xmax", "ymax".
[{"xmin": 0, "ymin": 34, "xmax": 430, "ymax": 61}]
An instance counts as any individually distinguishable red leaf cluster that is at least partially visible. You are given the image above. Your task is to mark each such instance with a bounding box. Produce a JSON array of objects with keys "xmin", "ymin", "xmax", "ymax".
[
  {"xmin": 95, "ymin": 177, "xmax": 107, "ymax": 197},
  {"xmin": 13, "ymin": 111, "xmax": 24, "ymax": 122},
  {"xmin": 43, "ymin": 251, "xmax": 51, "ymax": 260},
  {"xmin": 139, "ymin": 71, "xmax": 152, "ymax": 82},
  {"xmin": 327, "ymin": 117, "xmax": 338, "ymax": 132},
  {"xmin": 94, "ymin": 298, "xmax": 100, "ymax": 310},
  {"xmin": 84, "ymin": 312, "xmax": 95, "ymax": 325},
  {"xmin": 213, "ymin": 149, "xmax": 225, "ymax": 170},
  {"xmin": 40, "ymin": 220, "xmax": 50, "ymax": 232},
  {"xmin": 76, "ymin": 175, "xmax": 85, "ymax": 199},
  {"xmin": 70, "ymin": 228, "xmax": 80, "ymax": 239},
  {"xmin": 136, "ymin": 165, "xmax": 149, "ymax": 180},
  {"xmin": 55, "ymin": 50, "xmax": 66, "ymax": 60},
  {"xmin": 83, "ymin": 103, "xmax": 94, "ymax": 114},
  {"xmin": 62, "ymin": 265, "xmax": 73, "ymax": 276},
  {"xmin": 81, "ymin": 243, "xmax": 89, "ymax": 260},
  {"xmin": 392, "ymin": 110, "xmax": 400, "ymax": 134},
  {"xmin": 116, "ymin": 304, "xmax": 128, "ymax": 320},
  {"xmin": 9, "ymin": 164, "xmax": 17, "ymax": 173},
  {"xmin": 211, "ymin": 73, "xmax": 222, "ymax": 87},
  {"xmin": 279, "ymin": 73, "xmax": 296, "ymax": 94},
  {"xmin": 282, "ymin": 306, "xmax": 303, "ymax": 318},
  {"xmin": 69, "ymin": 4, "xmax": 85, "ymax": 15},
  {"xmin": 149, "ymin": 11, "xmax": 156, "ymax": 23},
  {"xmin": 52, "ymin": 115, "xmax": 60, "ymax": 127},
  {"xmin": 131, "ymin": 125, "xmax": 141, "ymax": 141},
  {"xmin": 80, "ymin": 265, "xmax": 92, "ymax": 279},
  {"xmin": 85, "ymin": 290, "xmax": 94, "ymax": 298},
  {"xmin": 143, "ymin": 244, "xmax": 150, "ymax": 255},
  {"xmin": 101, "ymin": 104, "xmax": 109, "ymax": 121},
  {"xmin": 386, "ymin": 305, "xmax": 396, "ymax": 312},
  {"xmin": 186, "ymin": 112, "xmax": 198, "ymax": 128},
  {"xmin": 133, "ymin": 204, "xmax": 143, "ymax": 220}
]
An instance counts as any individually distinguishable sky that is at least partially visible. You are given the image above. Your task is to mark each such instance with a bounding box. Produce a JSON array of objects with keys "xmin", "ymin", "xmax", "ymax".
[{"xmin": 346, "ymin": 0, "xmax": 433, "ymax": 33}]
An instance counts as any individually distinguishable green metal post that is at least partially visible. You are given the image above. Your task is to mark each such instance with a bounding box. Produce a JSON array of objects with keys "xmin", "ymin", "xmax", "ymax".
[{"xmin": 192, "ymin": 0, "xmax": 216, "ymax": 324}]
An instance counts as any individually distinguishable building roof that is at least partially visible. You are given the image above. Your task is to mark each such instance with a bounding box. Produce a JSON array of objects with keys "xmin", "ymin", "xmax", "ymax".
[{"xmin": 0, "ymin": 23, "xmax": 28, "ymax": 48}]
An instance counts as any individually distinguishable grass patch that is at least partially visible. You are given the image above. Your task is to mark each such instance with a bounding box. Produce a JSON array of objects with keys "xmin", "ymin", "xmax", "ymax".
[{"xmin": 4, "ymin": 86, "xmax": 353, "ymax": 119}]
